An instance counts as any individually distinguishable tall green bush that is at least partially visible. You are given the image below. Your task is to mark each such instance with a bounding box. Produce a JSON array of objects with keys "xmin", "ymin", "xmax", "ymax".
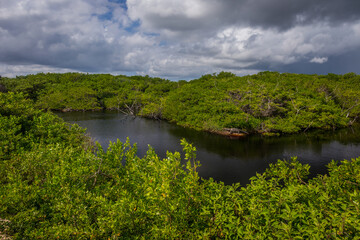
[{"xmin": 1, "ymin": 92, "xmax": 360, "ymax": 239}]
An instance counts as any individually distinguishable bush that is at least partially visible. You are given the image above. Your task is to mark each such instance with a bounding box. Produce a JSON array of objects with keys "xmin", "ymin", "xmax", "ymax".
[{"xmin": 1, "ymin": 92, "xmax": 360, "ymax": 239}]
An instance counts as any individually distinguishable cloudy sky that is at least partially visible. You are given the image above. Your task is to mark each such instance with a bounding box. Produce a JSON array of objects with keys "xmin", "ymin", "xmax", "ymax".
[{"xmin": 1, "ymin": 0, "xmax": 360, "ymax": 79}]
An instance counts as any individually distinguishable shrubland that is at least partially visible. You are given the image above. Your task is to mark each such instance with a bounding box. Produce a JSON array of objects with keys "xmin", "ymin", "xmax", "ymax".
[
  {"xmin": 1, "ymin": 71, "xmax": 359, "ymax": 135},
  {"xmin": 1, "ymin": 92, "xmax": 360, "ymax": 239},
  {"xmin": 161, "ymin": 72, "xmax": 359, "ymax": 135}
]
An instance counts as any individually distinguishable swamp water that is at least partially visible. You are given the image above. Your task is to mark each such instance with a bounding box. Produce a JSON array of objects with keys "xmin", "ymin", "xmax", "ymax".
[{"xmin": 57, "ymin": 111, "xmax": 360, "ymax": 185}]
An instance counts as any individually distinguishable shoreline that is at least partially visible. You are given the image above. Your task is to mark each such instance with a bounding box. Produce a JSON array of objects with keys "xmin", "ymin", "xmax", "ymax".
[{"xmin": 52, "ymin": 108, "xmax": 358, "ymax": 138}]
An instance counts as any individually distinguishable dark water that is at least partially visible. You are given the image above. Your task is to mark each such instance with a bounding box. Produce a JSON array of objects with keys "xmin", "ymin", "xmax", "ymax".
[{"xmin": 57, "ymin": 111, "xmax": 360, "ymax": 185}]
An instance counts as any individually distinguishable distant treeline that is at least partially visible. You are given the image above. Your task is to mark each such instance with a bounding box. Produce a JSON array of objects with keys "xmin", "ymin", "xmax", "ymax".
[{"xmin": 1, "ymin": 71, "xmax": 359, "ymax": 135}]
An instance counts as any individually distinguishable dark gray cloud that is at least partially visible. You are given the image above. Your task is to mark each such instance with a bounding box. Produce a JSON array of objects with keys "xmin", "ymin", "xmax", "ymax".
[
  {"xmin": 221, "ymin": 0, "xmax": 360, "ymax": 30},
  {"xmin": 128, "ymin": 0, "xmax": 360, "ymax": 35},
  {"xmin": 277, "ymin": 48, "xmax": 360, "ymax": 75}
]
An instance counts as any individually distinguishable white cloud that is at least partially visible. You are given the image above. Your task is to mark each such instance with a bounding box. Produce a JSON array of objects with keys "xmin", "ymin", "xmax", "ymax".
[
  {"xmin": 127, "ymin": 0, "xmax": 219, "ymax": 22},
  {"xmin": 310, "ymin": 57, "xmax": 328, "ymax": 64},
  {"xmin": 0, "ymin": 0, "xmax": 132, "ymax": 71},
  {"xmin": 0, "ymin": 63, "xmax": 77, "ymax": 77},
  {"xmin": 127, "ymin": 0, "xmax": 221, "ymax": 39}
]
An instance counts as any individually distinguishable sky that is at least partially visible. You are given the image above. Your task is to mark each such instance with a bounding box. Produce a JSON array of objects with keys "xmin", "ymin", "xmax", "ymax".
[{"xmin": 1, "ymin": 0, "xmax": 360, "ymax": 80}]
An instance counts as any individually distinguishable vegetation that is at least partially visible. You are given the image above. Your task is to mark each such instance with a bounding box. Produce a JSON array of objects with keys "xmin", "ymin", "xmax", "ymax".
[
  {"xmin": 1, "ymin": 92, "xmax": 360, "ymax": 239},
  {"xmin": 1, "ymin": 71, "xmax": 359, "ymax": 135},
  {"xmin": 162, "ymin": 72, "xmax": 359, "ymax": 135}
]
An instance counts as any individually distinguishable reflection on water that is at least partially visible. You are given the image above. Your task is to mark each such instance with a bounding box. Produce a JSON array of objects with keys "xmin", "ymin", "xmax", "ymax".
[{"xmin": 57, "ymin": 111, "xmax": 360, "ymax": 185}]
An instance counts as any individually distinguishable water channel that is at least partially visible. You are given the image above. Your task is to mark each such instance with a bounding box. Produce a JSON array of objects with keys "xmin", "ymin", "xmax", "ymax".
[{"xmin": 57, "ymin": 111, "xmax": 360, "ymax": 185}]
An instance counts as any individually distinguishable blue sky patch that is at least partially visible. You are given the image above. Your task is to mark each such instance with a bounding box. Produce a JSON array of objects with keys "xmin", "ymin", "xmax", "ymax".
[
  {"xmin": 97, "ymin": 11, "xmax": 114, "ymax": 21},
  {"xmin": 125, "ymin": 20, "xmax": 141, "ymax": 33},
  {"xmin": 109, "ymin": 0, "xmax": 128, "ymax": 10}
]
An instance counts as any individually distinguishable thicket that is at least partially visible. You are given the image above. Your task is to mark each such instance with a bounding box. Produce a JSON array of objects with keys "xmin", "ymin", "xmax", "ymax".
[
  {"xmin": 1, "ymin": 92, "xmax": 360, "ymax": 239},
  {"xmin": 0, "ymin": 73, "xmax": 178, "ymax": 117},
  {"xmin": 162, "ymin": 72, "xmax": 360, "ymax": 135},
  {"xmin": 1, "ymin": 71, "xmax": 359, "ymax": 135}
]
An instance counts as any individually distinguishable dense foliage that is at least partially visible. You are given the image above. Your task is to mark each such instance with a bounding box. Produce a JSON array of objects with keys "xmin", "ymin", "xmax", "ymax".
[
  {"xmin": 1, "ymin": 92, "xmax": 360, "ymax": 239},
  {"xmin": 1, "ymin": 71, "xmax": 359, "ymax": 135},
  {"xmin": 162, "ymin": 72, "xmax": 359, "ymax": 135},
  {"xmin": 0, "ymin": 73, "xmax": 178, "ymax": 116}
]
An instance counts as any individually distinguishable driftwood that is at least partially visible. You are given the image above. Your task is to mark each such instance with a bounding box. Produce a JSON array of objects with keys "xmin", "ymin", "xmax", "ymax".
[
  {"xmin": 0, "ymin": 218, "xmax": 11, "ymax": 240},
  {"xmin": 223, "ymin": 128, "xmax": 248, "ymax": 134},
  {"xmin": 212, "ymin": 128, "xmax": 248, "ymax": 138}
]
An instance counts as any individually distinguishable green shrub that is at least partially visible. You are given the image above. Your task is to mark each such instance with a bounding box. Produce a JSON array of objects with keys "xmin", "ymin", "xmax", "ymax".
[{"xmin": 1, "ymin": 81, "xmax": 360, "ymax": 239}]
